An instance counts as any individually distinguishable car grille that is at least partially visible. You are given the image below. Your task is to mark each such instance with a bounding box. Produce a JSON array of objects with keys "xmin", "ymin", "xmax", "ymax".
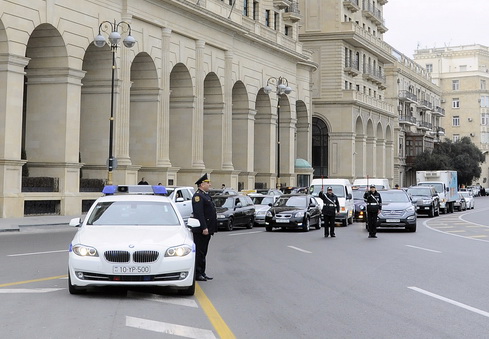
[
  {"xmin": 276, "ymin": 213, "xmax": 293, "ymax": 218},
  {"xmin": 104, "ymin": 250, "xmax": 160, "ymax": 263},
  {"xmin": 382, "ymin": 210, "xmax": 404, "ymax": 217},
  {"xmin": 105, "ymin": 251, "xmax": 130, "ymax": 263},
  {"xmin": 133, "ymin": 250, "xmax": 159, "ymax": 263},
  {"xmin": 79, "ymin": 272, "xmax": 185, "ymax": 282}
]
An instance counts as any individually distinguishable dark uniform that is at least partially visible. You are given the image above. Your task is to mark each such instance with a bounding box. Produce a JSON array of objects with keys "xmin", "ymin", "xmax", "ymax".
[
  {"xmin": 363, "ymin": 185, "xmax": 382, "ymax": 238},
  {"xmin": 192, "ymin": 173, "xmax": 217, "ymax": 281},
  {"xmin": 319, "ymin": 187, "xmax": 340, "ymax": 237}
]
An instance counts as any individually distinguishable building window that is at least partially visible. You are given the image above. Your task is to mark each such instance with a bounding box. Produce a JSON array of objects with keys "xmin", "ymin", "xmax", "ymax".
[
  {"xmin": 265, "ymin": 10, "xmax": 271, "ymax": 26},
  {"xmin": 399, "ymin": 137, "xmax": 404, "ymax": 157},
  {"xmin": 285, "ymin": 25, "xmax": 292, "ymax": 36},
  {"xmin": 482, "ymin": 113, "xmax": 489, "ymax": 125},
  {"xmin": 243, "ymin": 0, "xmax": 248, "ymax": 16},
  {"xmin": 452, "ymin": 80, "xmax": 460, "ymax": 91},
  {"xmin": 274, "ymin": 12, "xmax": 279, "ymax": 30},
  {"xmin": 482, "ymin": 80, "xmax": 487, "ymax": 90},
  {"xmin": 453, "ymin": 134, "xmax": 460, "ymax": 142},
  {"xmin": 253, "ymin": 1, "xmax": 258, "ymax": 20},
  {"xmin": 452, "ymin": 116, "xmax": 460, "ymax": 126},
  {"xmin": 459, "ymin": 65, "xmax": 467, "ymax": 71},
  {"xmin": 452, "ymin": 98, "xmax": 460, "ymax": 108},
  {"xmin": 426, "ymin": 64, "xmax": 433, "ymax": 72}
]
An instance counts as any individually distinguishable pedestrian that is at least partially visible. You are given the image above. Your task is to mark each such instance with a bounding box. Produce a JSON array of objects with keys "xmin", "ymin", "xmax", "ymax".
[
  {"xmin": 319, "ymin": 186, "xmax": 340, "ymax": 237},
  {"xmin": 138, "ymin": 177, "xmax": 149, "ymax": 185},
  {"xmin": 394, "ymin": 184, "xmax": 400, "ymax": 189},
  {"xmin": 221, "ymin": 183, "xmax": 226, "ymax": 189},
  {"xmin": 364, "ymin": 184, "xmax": 382, "ymax": 238},
  {"xmin": 191, "ymin": 173, "xmax": 217, "ymax": 281}
]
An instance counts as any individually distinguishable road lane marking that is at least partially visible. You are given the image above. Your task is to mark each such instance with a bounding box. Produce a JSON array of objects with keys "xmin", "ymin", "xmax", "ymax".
[
  {"xmin": 227, "ymin": 231, "xmax": 263, "ymax": 236},
  {"xmin": 432, "ymin": 226, "xmax": 454, "ymax": 229},
  {"xmin": 0, "ymin": 275, "xmax": 67, "ymax": 288},
  {"xmin": 287, "ymin": 246, "xmax": 312, "ymax": 254},
  {"xmin": 405, "ymin": 245, "xmax": 441, "ymax": 253},
  {"xmin": 408, "ymin": 287, "xmax": 489, "ymax": 318},
  {"xmin": 445, "ymin": 230, "xmax": 466, "ymax": 233},
  {"xmin": 468, "ymin": 235, "xmax": 488, "ymax": 238},
  {"xmin": 126, "ymin": 316, "xmax": 216, "ymax": 338},
  {"xmin": 0, "ymin": 288, "xmax": 64, "ymax": 293},
  {"xmin": 195, "ymin": 283, "xmax": 236, "ymax": 339},
  {"xmin": 8, "ymin": 249, "xmax": 67, "ymax": 257},
  {"xmin": 142, "ymin": 296, "xmax": 199, "ymax": 308}
]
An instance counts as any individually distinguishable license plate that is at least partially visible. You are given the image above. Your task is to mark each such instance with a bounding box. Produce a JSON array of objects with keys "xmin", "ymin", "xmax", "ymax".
[
  {"xmin": 113, "ymin": 266, "xmax": 151, "ymax": 274},
  {"xmin": 276, "ymin": 219, "xmax": 289, "ymax": 223},
  {"xmin": 386, "ymin": 219, "xmax": 400, "ymax": 223}
]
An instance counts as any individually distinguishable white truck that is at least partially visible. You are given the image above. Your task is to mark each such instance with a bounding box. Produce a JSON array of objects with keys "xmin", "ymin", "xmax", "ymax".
[{"xmin": 415, "ymin": 171, "xmax": 458, "ymax": 214}]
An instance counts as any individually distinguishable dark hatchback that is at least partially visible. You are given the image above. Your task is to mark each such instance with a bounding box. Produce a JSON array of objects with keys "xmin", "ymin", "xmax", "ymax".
[
  {"xmin": 213, "ymin": 194, "xmax": 255, "ymax": 231},
  {"xmin": 377, "ymin": 189, "xmax": 417, "ymax": 232},
  {"xmin": 265, "ymin": 194, "xmax": 322, "ymax": 232},
  {"xmin": 352, "ymin": 189, "xmax": 367, "ymax": 222}
]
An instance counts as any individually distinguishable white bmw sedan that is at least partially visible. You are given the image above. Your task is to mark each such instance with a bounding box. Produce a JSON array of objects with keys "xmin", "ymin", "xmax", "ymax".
[{"xmin": 68, "ymin": 186, "xmax": 199, "ymax": 295}]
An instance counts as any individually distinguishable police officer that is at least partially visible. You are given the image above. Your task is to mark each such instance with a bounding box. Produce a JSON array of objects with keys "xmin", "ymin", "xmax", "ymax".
[
  {"xmin": 319, "ymin": 186, "xmax": 340, "ymax": 237},
  {"xmin": 192, "ymin": 173, "xmax": 217, "ymax": 281},
  {"xmin": 364, "ymin": 184, "xmax": 382, "ymax": 238}
]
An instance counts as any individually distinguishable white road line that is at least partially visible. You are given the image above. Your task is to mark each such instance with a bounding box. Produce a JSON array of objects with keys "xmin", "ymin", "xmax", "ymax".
[
  {"xmin": 0, "ymin": 288, "xmax": 64, "ymax": 293},
  {"xmin": 227, "ymin": 231, "xmax": 263, "ymax": 236},
  {"xmin": 405, "ymin": 245, "xmax": 441, "ymax": 253},
  {"xmin": 126, "ymin": 316, "xmax": 216, "ymax": 339},
  {"xmin": 8, "ymin": 250, "xmax": 67, "ymax": 257},
  {"xmin": 142, "ymin": 296, "xmax": 199, "ymax": 308},
  {"xmin": 424, "ymin": 219, "xmax": 489, "ymax": 243},
  {"xmin": 287, "ymin": 246, "xmax": 312, "ymax": 254},
  {"xmin": 408, "ymin": 287, "xmax": 489, "ymax": 318}
]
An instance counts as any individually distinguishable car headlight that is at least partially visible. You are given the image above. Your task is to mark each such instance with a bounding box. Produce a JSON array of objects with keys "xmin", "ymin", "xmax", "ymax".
[
  {"xmin": 422, "ymin": 199, "xmax": 432, "ymax": 204},
  {"xmin": 360, "ymin": 205, "xmax": 366, "ymax": 210},
  {"xmin": 71, "ymin": 244, "xmax": 98, "ymax": 257},
  {"xmin": 406, "ymin": 206, "xmax": 416, "ymax": 213},
  {"xmin": 295, "ymin": 211, "xmax": 305, "ymax": 218},
  {"xmin": 266, "ymin": 211, "xmax": 273, "ymax": 217},
  {"xmin": 217, "ymin": 214, "xmax": 226, "ymax": 219},
  {"xmin": 165, "ymin": 245, "xmax": 192, "ymax": 257},
  {"xmin": 256, "ymin": 210, "xmax": 267, "ymax": 216}
]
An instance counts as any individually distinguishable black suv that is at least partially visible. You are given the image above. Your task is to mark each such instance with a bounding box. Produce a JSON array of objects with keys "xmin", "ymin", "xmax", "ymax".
[{"xmin": 407, "ymin": 186, "xmax": 440, "ymax": 217}]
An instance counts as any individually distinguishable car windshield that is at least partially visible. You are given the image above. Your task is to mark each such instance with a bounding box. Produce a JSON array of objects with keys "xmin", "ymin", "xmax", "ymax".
[
  {"xmin": 87, "ymin": 201, "xmax": 180, "ymax": 225},
  {"xmin": 381, "ymin": 191, "xmax": 410, "ymax": 203},
  {"xmin": 407, "ymin": 187, "xmax": 433, "ymax": 196},
  {"xmin": 274, "ymin": 196, "xmax": 307, "ymax": 208},
  {"xmin": 459, "ymin": 192, "xmax": 470, "ymax": 198},
  {"xmin": 352, "ymin": 190, "xmax": 364, "ymax": 200},
  {"xmin": 418, "ymin": 182, "xmax": 443, "ymax": 193},
  {"xmin": 213, "ymin": 197, "xmax": 234, "ymax": 208},
  {"xmin": 252, "ymin": 196, "xmax": 275, "ymax": 205},
  {"xmin": 310, "ymin": 185, "xmax": 345, "ymax": 197}
]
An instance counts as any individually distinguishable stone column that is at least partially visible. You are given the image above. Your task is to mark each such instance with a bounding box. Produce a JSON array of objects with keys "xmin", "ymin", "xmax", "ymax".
[
  {"xmin": 222, "ymin": 50, "xmax": 234, "ymax": 170},
  {"xmin": 193, "ymin": 40, "xmax": 205, "ymax": 168},
  {"xmin": 158, "ymin": 27, "xmax": 172, "ymax": 168}
]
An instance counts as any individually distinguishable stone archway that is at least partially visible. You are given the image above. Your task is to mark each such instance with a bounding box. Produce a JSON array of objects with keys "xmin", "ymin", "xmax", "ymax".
[
  {"xmin": 354, "ymin": 116, "xmax": 365, "ymax": 178},
  {"xmin": 312, "ymin": 116, "xmax": 328, "ymax": 178},
  {"xmin": 254, "ymin": 89, "xmax": 273, "ymax": 188},
  {"xmin": 203, "ymin": 72, "xmax": 224, "ymax": 170}
]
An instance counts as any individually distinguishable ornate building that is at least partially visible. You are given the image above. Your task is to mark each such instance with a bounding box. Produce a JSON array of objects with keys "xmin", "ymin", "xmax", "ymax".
[{"xmin": 0, "ymin": 0, "xmax": 316, "ymax": 217}]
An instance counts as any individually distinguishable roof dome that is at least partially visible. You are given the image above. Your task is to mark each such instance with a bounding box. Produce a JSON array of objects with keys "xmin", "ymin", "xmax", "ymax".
[{"xmin": 295, "ymin": 158, "xmax": 312, "ymax": 169}]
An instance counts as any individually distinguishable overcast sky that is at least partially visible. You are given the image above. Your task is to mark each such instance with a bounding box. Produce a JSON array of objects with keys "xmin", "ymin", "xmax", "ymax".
[{"xmin": 383, "ymin": 0, "xmax": 489, "ymax": 59}]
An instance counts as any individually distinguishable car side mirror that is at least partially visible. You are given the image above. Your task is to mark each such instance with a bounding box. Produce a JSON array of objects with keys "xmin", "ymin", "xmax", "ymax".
[
  {"xmin": 187, "ymin": 218, "xmax": 201, "ymax": 228},
  {"xmin": 347, "ymin": 193, "xmax": 352, "ymax": 200},
  {"xmin": 176, "ymin": 197, "xmax": 184, "ymax": 202},
  {"xmin": 236, "ymin": 202, "xmax": 242, "ymax": 209},
  {"xmin": 69, "ymin": 218, "xmax": 82, "ymax": 227}
]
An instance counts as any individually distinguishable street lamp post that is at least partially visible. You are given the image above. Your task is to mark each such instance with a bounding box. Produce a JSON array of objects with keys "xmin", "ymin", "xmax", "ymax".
[
  {"xmin": 264, "ymin": 77, "xmax": 292, "ymax": 189},
  {"xmin": 94, "ymin": 20, "xmax": 136, "ymax": 185}
]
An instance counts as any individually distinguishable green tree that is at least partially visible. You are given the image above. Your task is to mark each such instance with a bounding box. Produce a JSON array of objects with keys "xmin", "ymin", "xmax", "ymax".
[{"xmin": 413, "ymin": 137, "xmax": 484, "ymax": 186}]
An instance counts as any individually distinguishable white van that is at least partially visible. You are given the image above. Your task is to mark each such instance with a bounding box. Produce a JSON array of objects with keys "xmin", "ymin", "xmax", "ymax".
[
  {"xmin": 352, "ymin": 178, "xmax": 390, "ymax": 190},
  {"xmin": 310, "ymin": 178, "xmax": 355, "ymax": 226}
]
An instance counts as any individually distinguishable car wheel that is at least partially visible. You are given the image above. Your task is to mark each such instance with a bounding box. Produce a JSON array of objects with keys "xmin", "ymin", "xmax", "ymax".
[
  {"xmin": 348, "ymin": 214, "xmax": 353, "ymax": 225},
  {"xmin": 435, "ymin": 205, "xmax": 440, "ymax": 216},
  {"xmin": 265, "ymin": 226, "xmax": 272, "ymax": 232},
  {"xmin": 68, "ymin": 272, "xmax": 85, "ymax": 295},
  {"xmin": 428, "ymin": 205, "xmax": 434, "ymax": 218},
  {"xmin": 246, "ymin": 217, "xmax": 254, "ymax": 229},
  {"xmin": 178, "ymin": 280, "xmax": 195, "ymax": 296},
  {"xmin": 342, "ymin": 218, "xmax": 347, "ymax": 227},
  {"xmin": 303, "ymin": 218, "xmax": 310, "ymax": 232},
  {"xmin": 226, "ymin": 218, "xmax": 234, "ymax": 231},
  {"xmin": 407, "ymin": 224, "xmax": 417, "ymax": 232},
  {"xmin": 315, "ymin": 216, "xmax": 321, "ymax": 230}
]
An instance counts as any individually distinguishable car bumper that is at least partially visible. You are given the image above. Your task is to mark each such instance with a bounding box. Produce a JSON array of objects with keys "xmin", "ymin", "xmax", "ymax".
[
  {"xmin": 254, "ymin": 215, "xmax": 266, "ymax": 225},
  {"xmin": 416, "ymin": 205, "xmax": 433, "ymax": 214},
  {"xmin": 68, "ymin": 253, "xmax": 195, "ymax": 288},
  {"xmin": 265, "ymin": 218, "xmax": 305, "ymax": 228},
  {"xmin": 377, "ymin": 216, "xmax": 416, "ymax": 228}
]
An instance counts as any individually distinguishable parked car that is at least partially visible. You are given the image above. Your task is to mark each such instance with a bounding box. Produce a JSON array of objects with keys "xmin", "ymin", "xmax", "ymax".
[
  {"xmin": 376, "ymin": 189, "xmax": 417, "ymax": 232},
  {"xmin": 454, "ymin": 193, "xmax": 467, "ymax": 211},
  {"xmin": 459, "ymin": 191, "xmax": 475, "ymax": 209},
  {"xmin": 352, "ymin": 188, "xmax": 367, "ymax": 222},
  {"xmin": 209, "ymin": 188, "xmax": 238, "ymax": 196},
  {"xmin": 407, "ymin": 186, "xmax": 440, "ymax": 217},
  {"xmin": 163, "ymin": 186, "xmax": 195, "ymax": 222},
  {"xmin": 265, "ymin": 194, "xmax": 322, "ymax": 232},
  {"xmin": 250, "ymin": 194, "xmax": 280, "ymax": 226},
  {"xmin": 67, "ymin": 185, "xmax": 200, "ymax": 295},
  {"xmin": 213, "ymin": 194, "xmax": 255, "ymax": 231}
]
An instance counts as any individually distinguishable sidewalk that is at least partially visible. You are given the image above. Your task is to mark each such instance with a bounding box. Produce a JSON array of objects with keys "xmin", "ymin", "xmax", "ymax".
[{"xmin": 0, "ymin": 215, "xmax": 80, "ymax": 232}]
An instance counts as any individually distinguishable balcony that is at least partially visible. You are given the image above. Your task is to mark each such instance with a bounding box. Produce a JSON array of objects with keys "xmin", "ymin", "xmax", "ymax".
[
  {"xmin": 274, "ymin": 0, "xmax": 291, "ymax": 10},
  {"xmin": 283, "ymin": 1, "xmax": 301, "ymax": 22},
  {"xmin": 417, "ymin": 121, "xmax": 432, "ymax": 131},
  {"xmin": 343, "ymin": 0, "xmax": 360, "ymax": 12},
  {"xmin": 378, "ymin": 0, "xmax": 388, "ymax": 4},
  {"xmin": 362, "ymin": 65, "xmax": 386, "ymax": 86},
  {"xmin": 362, "ymin": 1, "xmax": 386, "ymax": 28},
  {"xmin": 399, "ymin": 115, "xmax": 417, "ymax": 126},
  {"xmin": 418, "ymin": 99, "xmax": 433, "ymax": 111},
  {"xmin": 432, "ymin": 106, "xmax": 445, "ymax": 117},
  {"xmin": 398, "ymin": 90, "xmax": 418, "ymax": 104},
  {"xmin": 344, "ymin": 57, "xmax": 361, "ymax": 76}
]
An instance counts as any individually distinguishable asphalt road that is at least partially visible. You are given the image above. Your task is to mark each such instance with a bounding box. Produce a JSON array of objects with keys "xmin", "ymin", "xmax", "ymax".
[{"xmin": 2, "ymin": 198, "xmax": 489, "ymax": 338}]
